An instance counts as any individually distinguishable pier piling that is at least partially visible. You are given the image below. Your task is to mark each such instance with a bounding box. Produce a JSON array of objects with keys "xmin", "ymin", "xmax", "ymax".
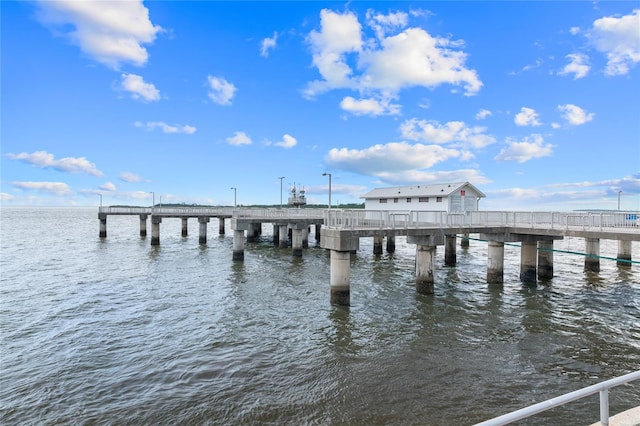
[
  {"xmin": 538, "ymin": 240, "xmax": 554, "ymax": 280},
  {"xmin": 520, "ymin": 241, "xmax": 537, "ymax": 283},
  {"xmin": 99, "ymin": 213, "xmax": 107, "ymax": 238},
  {"xmin": 585, "ymin": 237, "xmax": 600, "ymax": 272},
  {"xmin": 330, "ymin": 250, "xmax": 351, "ymax": 305},
  {"xmin": 487, "ymin": 241, "xmax": 504, "ymax": 284},
  {"xmin": 151, "ymin": 216, "xmax": 161, "ymax": 246}
]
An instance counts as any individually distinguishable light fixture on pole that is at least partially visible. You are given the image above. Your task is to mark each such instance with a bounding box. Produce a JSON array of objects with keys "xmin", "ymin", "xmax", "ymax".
[
  {"xmin": 618, "ymin": 190, "xmax": 622, "ymax": 210},
  {"xmin": 278, "ymin": 177, "xmax": 285, "ymax": 209},
  {"xmin": 230, "ymin": 187, "xmax": 237, "ymax": 208},
  {"xmin": 150, "ymin": 191, "xmax": 155, "ymax": 213},
  {"xmin": 322, "ymin": 172, "xmax": 332, "ymax": 209}
]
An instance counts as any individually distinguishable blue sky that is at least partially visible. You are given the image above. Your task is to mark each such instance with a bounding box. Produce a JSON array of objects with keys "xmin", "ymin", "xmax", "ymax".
[{"xmin": 2, "ymin": 1, "xmax": 639, "ymax": 211}]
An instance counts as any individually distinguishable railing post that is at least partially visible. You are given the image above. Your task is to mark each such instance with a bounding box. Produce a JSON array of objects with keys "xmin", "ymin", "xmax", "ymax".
[{"xmin": 599, "ymin": 388, "xmax": 609, "ymax": 425}]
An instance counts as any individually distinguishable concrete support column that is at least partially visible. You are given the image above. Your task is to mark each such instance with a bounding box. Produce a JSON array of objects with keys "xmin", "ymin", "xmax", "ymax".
[
  {"xmin": 278, "ymin": 225, "xmax": 288, "ymax": 248},
  {"xmin": 302, "ymin": 227, "xmax": 309, "ymax": 249},
  {"xmin": 218, "ymin": 218, "xmax": 225, "ymax": 235},
  {"xmin": 273, "ymin": 224, "xmax": 280, "ymax": 246},
  {"xmin": 386, "ymin": 236, "xmax": 396, "ymax": 253},
  {"xmin": 617, "ymin": 240, "xmax": 632, "ymax": 267},
  {"xmin": 198, "ymin": 217, "xmax": 209, "ymax": 244},
  {"xmin": 232, "ymin": 230, "xmax": 245, "ymax": 261},
  {"xmin": 373, "ymin": 236, "xmax": 384, "ymax": 255},
  {"xmin": 585, "ymin": 237, "xmax": 600, "ymax": 272},
  {"xmin": 461, "ymin": 233, "xmax": 470, "ymax": 249},
  {"xmin": 247, "ymin": 223, "xmax": 258, "ymax": 242},
  {"xmin": 139, "ymin": 214, "xmax": 147, "ymax": 238},
  {"xmin": 520, "ymin": 241, "xmax": 537, "ymax": 283},
  {"xmin": 151, "ymin": 216, "xmax": 162, "ymax": 246},
  {"xmin": 487, "ymin": 241, "xmax": 504, "ymax": 284},
  {"xmin": 315, "ymin": 224, "xmax": 322, "ymax": 243},
  {"xmin": 99, "ymin": 213, "xmax": 107, "ymax": 238},
  {"xmin": 415, "ymin": 245, "xmax": 436, "ymax": 295},
  {"xmin": 330, "ymin": 250, "xmax": 351, "ymax": 305},
  {"xmin": 445, "ymin": 235, "xmax": 457, "ymax": 266},
  {"xmin": 292, "ymin": 228, "xmax": 303, "ymax": 257},
  {"xmin": 538, "ymin": 240, "xmax": 554, "ymax": 280},
  {"xmin": 182, "ymin": 217, "xmax": 188, "ymax": 237}
]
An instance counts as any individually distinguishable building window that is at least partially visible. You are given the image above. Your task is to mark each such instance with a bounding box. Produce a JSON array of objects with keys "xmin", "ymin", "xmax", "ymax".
[
  {"xmin": 379, "ymin": 198, "xmax": 387, "ymax": 203},
  {"xmin": 436, "ymin": 197, "xmax": 442, "ymax": 202},
  {"xmin": 406, "ymin": 198, "xmax": 412, "ymax": 203},
  {"xmin": 419, "ymin": 197, "xmax": 429, "ymax": 202},
  {"xmin": 393, "ymin": 198, "xmax": 398, "ymax": 203}
]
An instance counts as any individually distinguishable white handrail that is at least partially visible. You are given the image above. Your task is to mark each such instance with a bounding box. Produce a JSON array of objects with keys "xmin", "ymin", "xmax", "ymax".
[
  {"xmin": 321, "ymin": 209, "xmax": 640, "ymax": 232},
  {"xmin": 474, "ymin": 370, "xmax": 640, "ymax": 426}
]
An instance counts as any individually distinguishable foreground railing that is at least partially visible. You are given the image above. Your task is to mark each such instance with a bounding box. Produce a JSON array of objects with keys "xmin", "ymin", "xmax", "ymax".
[
  {"xmin": 474, "ymin": 370, "xmax": 640, "ymax": 426},
  {"xmin": 323, "ymin": 210, "xmax": 640, "ymax": 231}
]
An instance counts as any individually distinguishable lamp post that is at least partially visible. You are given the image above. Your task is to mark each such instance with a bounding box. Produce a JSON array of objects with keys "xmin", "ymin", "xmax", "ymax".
[
  {"xmin": 278, "ymin": 177, "xmax": 285, "ymax": 209},
  {"xmin": 99, "ymin": 194, "xmax": 102, "ymax": 208},
  {"xmin": 230, "ymin": 187, "xmax": 237, "ymax": 208},
  {"xmin": 322, "ymin": 172, "xmax": 332, "ymax": 209},
  {"xmin": 618, "ymin": 190, "xmax": 622, "ymax": 210},
  {"xmin": 150, "ymin": 191, "xmax": 155, "ymax": 213}
]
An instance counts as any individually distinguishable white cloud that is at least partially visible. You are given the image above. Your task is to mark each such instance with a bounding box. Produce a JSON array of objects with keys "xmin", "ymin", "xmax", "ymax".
[
  {"xmin": 35, "ymin": 0, "xmax": 162, "ymax": 69},
  {"xmin": 7, "ymin": 150, "xmax": 102, "ymax": 176},
  {"xmin": 207, "ymin": 76, "xmax": 237, "ymax": 105},
  {"xmin": 589, "ymin": 9, "xmax": 640, "ymax": 76},
  {"xmin": 305, "ymin": 9, "xmax": 482, "ymax": 99},
  {"xmin": 400, "ymin": 118, "xmax": 496, "ymax": 148},
  {"xmin": 340, "ymin": 96, "xmax": 401, "ymax": 116},
  {"xmin": 227, "ymin": 131, "xmax": 252, "ymax": 146},
  {"xmin": 476, "ymin": 109, "xmax": 492, "ymax": 120},
  {"xmin": 1, "ymin": 193, "xmax": 15, "ymax": 201},
  {"xmin": 325, "ymin": 141, "xmax": 460, "ymax": 176},
  {"xmin": 275, "ymin": 134, "xmax": 297, "ymax": 149},
  {"xmin": 514, "ymin": 107, "xmax": 541, "ymax": 126},
  {"xmin": 494, "ymin": 134, "xmax": 554, "ymax": 163},
  {"xmin": 13, "ymin": 181, "xmax": 72, "ymax": 196},
  {"xmin": 121, "ymin": 73, "xmax": 160, "ymax": 101},
  {"xmin": 134, "ymin": 121, "xmax": 196, "ymax": 134},
  {"xmin": 558, "ymin": 53, "xmax": 590, "ymax": 79},
  {"xmin": 99, "ymin": 182, "xmax": 116, "ymax": 191},
  {"xmin": 260, "ymin": 31, "xmax": 278, "ymax": 57},
  {"xmin": 558, "ymin": 104, "xmax": 595, "ymax": 125},
  {"xmin": 360, "ymin": 28, "xmax": 482, "ymax": 95},
  {"xmin": 366, "ymin": 10, "xmax": 408, "ymax": 38},
  {"xmin": 119, "ymin": 172, "xmax": 141, "ymax": 183},
  {"xmin": 305, "ymin": 9, "xmax": 363, "ymax": 96}
]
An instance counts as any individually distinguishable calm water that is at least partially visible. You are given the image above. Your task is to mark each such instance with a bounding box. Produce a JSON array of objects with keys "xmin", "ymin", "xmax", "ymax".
[{"xmin": 1, "ymin": 207, "xmax": 639, "ymax": 425}]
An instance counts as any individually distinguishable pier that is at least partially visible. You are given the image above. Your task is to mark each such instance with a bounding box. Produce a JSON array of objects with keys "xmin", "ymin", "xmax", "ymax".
[{"xmin": 98, "ymin": 207, "xmax": 639, "ymax": 305}]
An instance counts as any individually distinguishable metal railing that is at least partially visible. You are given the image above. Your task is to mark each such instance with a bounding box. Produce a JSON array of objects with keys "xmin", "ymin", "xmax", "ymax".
[
  {"xmin": 234, "ymin": 207, "xmax": 324, "ymax": 220},
  {"xmin": 474, "ymin": 370, "xmax": 640, "ymax": 426},
  {"xmin": 322, "ymin": 210, "xmax": 640, "ymax": 232},
  {"xmin": 99, "ymin": 206, "xmax": 236, "ymax": 216}
]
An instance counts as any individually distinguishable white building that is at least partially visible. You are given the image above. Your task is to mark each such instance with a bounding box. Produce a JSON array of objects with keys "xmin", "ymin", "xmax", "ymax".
[{"xmin": 361, "ymin": 182, "xmax": 485, "ymax": 212}]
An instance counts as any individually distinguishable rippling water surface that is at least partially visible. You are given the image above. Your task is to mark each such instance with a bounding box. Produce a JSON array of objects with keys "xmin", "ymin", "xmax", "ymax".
[{"xmin": 1, "ymin": 207, "xmax": 639, "ymax": 425}]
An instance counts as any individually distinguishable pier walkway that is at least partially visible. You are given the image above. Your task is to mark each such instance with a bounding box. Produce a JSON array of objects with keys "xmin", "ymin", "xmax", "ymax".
[{"xmin": 98, "ymin": 207, "xmax": 638, "ymax": 304}]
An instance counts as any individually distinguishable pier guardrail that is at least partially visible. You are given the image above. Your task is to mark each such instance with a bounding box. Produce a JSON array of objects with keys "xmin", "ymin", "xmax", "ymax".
[
  {"xmin": 323, "ymin": 210, "xmax": 640, "ymax": 232},
  {"xmin": 99, "ymin": 206, "xmax": 236, "ymax": 216},
  {"xmin": 474, "ymin": 370, "xmax": 640, "ymax": 426}
]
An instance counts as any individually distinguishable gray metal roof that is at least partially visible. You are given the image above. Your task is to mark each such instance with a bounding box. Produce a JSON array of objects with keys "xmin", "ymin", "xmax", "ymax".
[{"xmin": 361, "ymin": 182, "xmax": 486, "ymax": 199}]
